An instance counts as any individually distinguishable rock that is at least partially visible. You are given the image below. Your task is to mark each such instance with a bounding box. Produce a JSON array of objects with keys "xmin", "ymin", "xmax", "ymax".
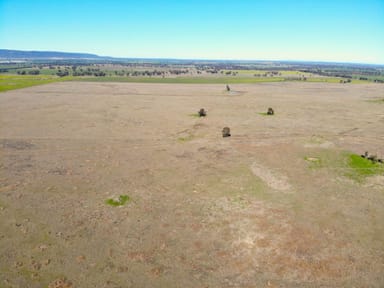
[{"xmin": 222, "ymin": 127, "xmax": 231, "ymax": 137}]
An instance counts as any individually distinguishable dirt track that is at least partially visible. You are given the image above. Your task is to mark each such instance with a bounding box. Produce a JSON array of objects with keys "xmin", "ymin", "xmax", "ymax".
[{"xmin": 1, "ymin": 82, "xmax": 384, "ymax": 287}]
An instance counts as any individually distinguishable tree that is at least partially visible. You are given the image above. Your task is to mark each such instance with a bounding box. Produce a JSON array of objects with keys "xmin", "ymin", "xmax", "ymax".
[
  {"xmin": 56, "ymin": 70, "xmax": 69, "ymax": 77},
  {"xmin": 28, "ymin": 70, "xmax": 40, "ymax": 75}
]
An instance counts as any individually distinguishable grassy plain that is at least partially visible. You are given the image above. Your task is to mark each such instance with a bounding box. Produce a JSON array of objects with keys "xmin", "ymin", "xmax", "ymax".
[
  {"xmin": 1, "ymin": 81, "xmax": 383, "ymax": 287},
  {"xmin": 0, "ymin": 74, "xmax": 368, "ymax": 93},
  {"xmin": 1, "ymin": 63, "xmax": 376, "ymax": 93},
  {"xmin": 0, "ymin": 75, "xmax": 71, "ymax": 92}
]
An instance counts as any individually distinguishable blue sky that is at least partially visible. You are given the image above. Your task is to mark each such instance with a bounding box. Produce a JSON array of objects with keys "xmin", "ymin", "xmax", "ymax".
[{"xmin": 1, "ymin": 0, "xmax": 383, "ymax": 64}]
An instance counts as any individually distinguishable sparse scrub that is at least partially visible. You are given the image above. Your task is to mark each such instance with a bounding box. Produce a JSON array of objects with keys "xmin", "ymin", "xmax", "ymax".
[{"xmin": 198, "ymin": 108, "xmax": 207, "ymax": 117}]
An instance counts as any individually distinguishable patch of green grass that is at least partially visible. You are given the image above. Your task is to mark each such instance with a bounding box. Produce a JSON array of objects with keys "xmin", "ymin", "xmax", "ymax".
[
  {"xmin": 105, "ymin": 195, "xmax": 130, "ymax": 206},
  {"xmin": 346, "ymin": 154, "xmax": 384, "ymax": 182},
  {"xmin": 188, "ymin": 113, "xmax": 200, "ymax": 118},
  {"xmin": 258, "ymin": 112, "xmax": 274, "ymax": 116},
  {"xmin": 0, "ymin": 74, "xmax": 71, "ymax": 92},
  {"xmin": 304, "ymin": 150, "xmax": 383, "ymax": 182}
]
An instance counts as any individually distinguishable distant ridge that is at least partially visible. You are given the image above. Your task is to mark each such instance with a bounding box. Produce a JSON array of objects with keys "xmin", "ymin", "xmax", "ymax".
[
  {"xmin": 1, "ymin": 49, "xmax": 383, "ymax": 67},
  {"xmin": 0, "ymin": 49, "xmax": 108, "ymax": 59}
]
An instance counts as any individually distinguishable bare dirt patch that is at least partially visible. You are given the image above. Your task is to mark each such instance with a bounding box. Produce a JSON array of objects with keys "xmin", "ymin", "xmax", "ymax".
[{"xmin": 250, "ymin": 161, "xmax": 292, "ymax": 192}]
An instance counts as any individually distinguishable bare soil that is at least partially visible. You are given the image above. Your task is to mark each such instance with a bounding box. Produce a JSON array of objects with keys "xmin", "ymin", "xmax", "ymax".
[{"xmin": 1, "ymin": 82, "xmax": 383, "ymax": 287}]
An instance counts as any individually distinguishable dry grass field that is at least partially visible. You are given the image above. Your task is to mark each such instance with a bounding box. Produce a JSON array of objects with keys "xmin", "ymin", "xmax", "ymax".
[{"xmin": 1, "ymin": 82, "xmax": 383, "ymax": 287}]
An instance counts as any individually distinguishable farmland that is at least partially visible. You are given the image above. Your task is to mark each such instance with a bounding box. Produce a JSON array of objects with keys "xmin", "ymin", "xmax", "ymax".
[
  {"xmin": 0, "ymin": 79, "xmax": 383, "ymax": 287},
  {"xmin": 0, "ymin": 75, "xmax": 72, "ymax": 92},
  {"xmin": 1, "ymin": 60, "xmax": 383, "ymax": 92}
]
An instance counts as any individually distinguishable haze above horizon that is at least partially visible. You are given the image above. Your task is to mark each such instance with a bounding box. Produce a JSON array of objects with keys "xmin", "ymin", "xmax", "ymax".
[{"xmin": 1, "ymin": 0, "xmax": 383, "ymax": 64}]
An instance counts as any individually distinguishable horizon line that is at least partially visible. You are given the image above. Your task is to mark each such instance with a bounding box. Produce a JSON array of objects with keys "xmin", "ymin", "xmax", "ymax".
[{"xmin": 1, "ymin": 48, "xmax": 384, "ymax": 66}]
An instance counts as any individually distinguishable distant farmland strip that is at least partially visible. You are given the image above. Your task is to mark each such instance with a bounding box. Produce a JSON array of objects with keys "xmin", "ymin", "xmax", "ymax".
[
  {"xmin": 73, "ymin": 76, "xmax": 286, "ymax": 84},
  {"xmin": 0, "ymin": 75, "xmax": 70, "ymax": 92},
  {"xmin": 73, "ymin": 76, "xmax": 364, "ymax": 84},
  {"xmin": 0, "ymin": 74, "xmax": 373, "ymax": 92}
]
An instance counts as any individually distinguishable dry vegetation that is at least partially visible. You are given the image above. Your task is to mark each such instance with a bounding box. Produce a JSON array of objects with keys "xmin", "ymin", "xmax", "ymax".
[{"xmin": 0, "ymin": 81, "xmax": 383, "ymax": 287}]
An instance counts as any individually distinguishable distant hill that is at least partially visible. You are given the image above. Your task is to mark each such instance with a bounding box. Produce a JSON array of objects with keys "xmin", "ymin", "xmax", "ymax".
[{"xmin": 0, "ymin": 49, "xmax": 108, "ymax": 59}]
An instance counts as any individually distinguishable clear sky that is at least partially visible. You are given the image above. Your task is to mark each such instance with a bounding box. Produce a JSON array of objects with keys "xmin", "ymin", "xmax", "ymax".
[{"xmin": 1, "ymin": 0, "xmax": 383, "ymax": 64}]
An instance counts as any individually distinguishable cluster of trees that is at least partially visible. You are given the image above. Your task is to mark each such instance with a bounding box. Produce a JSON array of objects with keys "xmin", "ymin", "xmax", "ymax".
[
  {"xmin": 72, "ymin": 67, "xmax": 106, "ymax": 77},
  {"xmin": 221, "ymin": 71, "xmax": 233, "ymax": 75},
  {"xmin": 17, "ymin": 70, "xmax": 40, "ymax": 75},
  {"xmin": 204, "ymin": 69, "xmax": 219, "ymax": 74},
  {"xmin": 308, "ymin": 69, "xmax": 353, "ymax": 79},
  {"xmin": 56, "ymin": 70, "xmax": 70, "ymax": 77},
  {"xmin": 254, "ymin": 71, "xmax": 282, "ymax": 77},
  {"xmin": 3, "ymin": 61, "xmax": 383, "ymax": 83},
  {"xmin": 299, "ymin": 67, "xmax": 384, "ymax": 83},
  {"xmin": 285, "ymin": 77, "xmax": 307, "ymax": 81},
  {"xmin": 108, "ymin": 69, "xmax": 190, "ymax": 77},
  {"xmin": 196, "ymin": 64, "xmax": 246, "ymax": 71},
  {"xmin": 266, "ymin": 71, "xmax": 280, "ymax": 76},
  {"xmin": 131, "ymin": 70, "xmax": 164, "ymax": 76},
  {"xmin": 168, "ymin": 69, "xmax": 189, "ymax": 75}
]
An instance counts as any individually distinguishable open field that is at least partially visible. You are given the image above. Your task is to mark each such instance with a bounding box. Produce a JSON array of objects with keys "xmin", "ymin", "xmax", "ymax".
[
  {"xmin": 1, "ymin": 59, "xmax": 382, "ymax": 92},
  {"xmin": 1, "ymin": 81, "xmax": 384, "ymax": 287},
  {"xmin": 0, "ymin": 73, "xmax": 369, "ymax": 93},
  {"xmin": 75, "ymin": 76, "xmax": 369, "ymax": 84},
  {"xmin": 0, "ymin": 75, "xmax": 71, "ymax": 92}
]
